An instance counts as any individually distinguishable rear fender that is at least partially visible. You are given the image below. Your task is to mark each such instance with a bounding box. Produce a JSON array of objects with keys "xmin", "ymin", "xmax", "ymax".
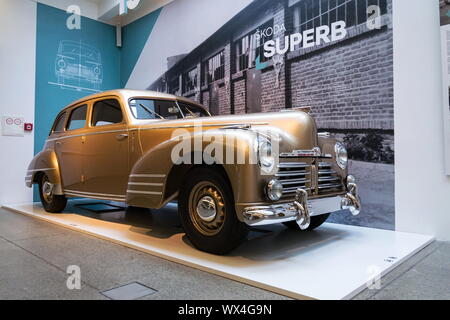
[{"xmin": 26, "ymin": 150, "xmax": 63, "ymax": 195}]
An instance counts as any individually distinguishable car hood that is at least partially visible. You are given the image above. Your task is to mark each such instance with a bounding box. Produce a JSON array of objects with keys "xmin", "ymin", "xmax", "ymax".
[{"xmin": 136, "ymin": 110, "xmax": 319, "ymax": 153}]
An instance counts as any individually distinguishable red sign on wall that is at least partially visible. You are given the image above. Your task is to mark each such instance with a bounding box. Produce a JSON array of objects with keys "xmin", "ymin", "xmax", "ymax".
[{"xmin": 24, "ymin": 123, "xmax": 33, "ymax": 132}]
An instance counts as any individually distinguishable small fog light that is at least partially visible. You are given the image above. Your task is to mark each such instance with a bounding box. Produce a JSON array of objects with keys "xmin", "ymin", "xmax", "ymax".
[{"xmin": 266, "ymin": 179, "xmax": 283, "ymax": 201}]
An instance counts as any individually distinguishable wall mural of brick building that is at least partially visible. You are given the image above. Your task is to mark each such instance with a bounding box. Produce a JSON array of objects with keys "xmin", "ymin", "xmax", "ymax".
[
  {"xmin": 146, "ymin": 0, "xmax": 394, "ymax": 229},
  {"xmin": 149, "ymin": 0, "xmax": 394, "ymax": 162}
]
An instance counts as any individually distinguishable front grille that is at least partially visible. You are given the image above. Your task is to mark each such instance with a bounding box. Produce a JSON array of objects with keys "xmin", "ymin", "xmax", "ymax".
[
  {"xmin": 276, "ymin": 162, "xmax": 311, "ymax": 198},
  {"xmin": 318, "ymin": 162, "xmax": 343, "ymax": 194},
  {"xmin": 276, "ymin": 161, "xmax": 344, "ymax": 199}
]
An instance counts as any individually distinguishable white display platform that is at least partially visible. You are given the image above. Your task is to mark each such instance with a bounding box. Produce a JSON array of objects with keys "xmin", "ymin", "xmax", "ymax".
[{"xmin": 3, "ymin": 201, "xmax": 434, "ymax": 300}]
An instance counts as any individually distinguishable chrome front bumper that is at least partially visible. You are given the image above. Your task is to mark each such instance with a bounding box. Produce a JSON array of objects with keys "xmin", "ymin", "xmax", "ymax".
[{"xmin": 243, "ymin": 182, "xmax": 361, "ymax": 228}]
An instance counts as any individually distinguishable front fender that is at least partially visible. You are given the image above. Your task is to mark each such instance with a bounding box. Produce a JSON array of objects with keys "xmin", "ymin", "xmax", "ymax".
[
  {"xmin": 26, "ymin": 149, "xmax": 63, "ymax": 195},
  {"xmin": 127, "ymin": 128, "xmax": 261, "ymax": 211}
]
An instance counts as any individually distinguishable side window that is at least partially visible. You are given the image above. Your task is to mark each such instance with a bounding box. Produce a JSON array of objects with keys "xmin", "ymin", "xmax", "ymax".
[
  {"xmin": 66, "ymin": 105, "xmax": 87, "ymax": 131},
  {"xmin": 51, "ymin": 112, "xmax": 66, "ymax": 134},
  {"xmin": 92, "ymin": 99, "xmax": 123, "ymax": 126}
]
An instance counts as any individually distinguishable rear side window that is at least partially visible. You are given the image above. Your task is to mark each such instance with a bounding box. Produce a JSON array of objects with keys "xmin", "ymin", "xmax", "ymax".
[
  {"xmin": 66, "ymin": 105, "xmax": 87, "ymax": 131},
  {"xmin": 92, "ymin": 99, "xmax": 123, "ymax": 126},
  {"xmin": 52, "ymin": 112, "xmax": 66, "ymax": 134}
]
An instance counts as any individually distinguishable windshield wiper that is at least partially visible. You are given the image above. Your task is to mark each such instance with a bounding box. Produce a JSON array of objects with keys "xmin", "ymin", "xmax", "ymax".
[
  {"xmin": 176, "ymin": 101, "xmax": 198, "ymax": 118},
  {"xmin": 184, "ymin": 107, "xmax": 198, "ymax": 118},
  {"xmin": 139, "ymin": 103, "xmax": 165, "ymax": 119}
]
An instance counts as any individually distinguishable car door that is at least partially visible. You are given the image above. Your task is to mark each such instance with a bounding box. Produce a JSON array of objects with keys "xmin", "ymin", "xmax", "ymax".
[
  {"xmin": 55, "ymin": 104, "xmax": 88, "ymax": 192},
  {"xmin": 82, "ymin": 97, "xmax": 129, "ymax": 199}
]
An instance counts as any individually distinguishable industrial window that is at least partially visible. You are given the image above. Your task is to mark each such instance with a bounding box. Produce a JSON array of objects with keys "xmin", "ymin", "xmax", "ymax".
[
  {"xmin": 292, "ymin": 0, "xmax": 387, "ymax": 34},
  {"xmin": 169, "ymin": 76, "xmax": 180, "ymax": 95},
  {"xmin": 92, "ymin": 99, "xmax": 123, "ymax": 127},
  {"xmin": 235, "ymin": 20, "xmax": 273, "ymax": 73},
  {"xmin": 183, "ymin": 67, "xmax": 198, "ymax": 93},
  {"xmin": 202, "ymin": 51, "xmax": 225, "ymax": 86},
  {"xmin": 66, "ymin": 105, "xmax": 87, "ymax": 131}
]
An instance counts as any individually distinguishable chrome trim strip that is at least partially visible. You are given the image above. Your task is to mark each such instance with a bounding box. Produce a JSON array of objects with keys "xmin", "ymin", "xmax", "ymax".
[
  {"xmin": 318, "ymin": 176, "xmax": 340, "ymax": 182},
  {"xmin": 47, "ymin": 129, "xmax": 128, "ymax": 142},
  {"xmin": 242, "ymin": 195, "xmax": 342, "ymax": 226},
  {"xmin": 318, "ymin": 183, "xmax": 342, "ymax": 189},
  {"xmin": 64, "ymin": 192, "xmax": 126, "ymax": 202},
  {"xmin": 27, "ymin": 168, "xmax": 55, "ymax": 172},
  {"xmin": 283, "ymin": 187, "xmax": 310, "ymax": 193},
  {"xmin": 278, "ymin": 162, "xmax": 308, "ymax": 169},
  {"xmin": 318, "ymin": 170, "xmax": 337, "ymax": 175},
  {"xmin": 318, "ymin": 162, "xmax": 332, "ymax": 167},
  {"xmin": 129, "ymin": 174, "xmax": 166, "ymax": 178},
  {"xmin": 134, "ymin": 122, "xmax": 269, "ymax": 131},
  {"xmin": 126, "ymin": 190, "xmax": 162, "ymax": 195},
  {"xmin": 127, "ymin": 182, "xmax": 163, "ymax": 187},
  {"xmin": 276, "ymin": 171, "xmax": 310, "ymax": 177},
  {"xmin": 64, "ymin": 189, "xmax": 126, "ymax": 199},
  {"xmin": 279, "ymin": 178, "xmax": 310, "ymax": 185},
  {"xmin": 318, "ymin": 132, "xmax": 331, "ymax": 138}
]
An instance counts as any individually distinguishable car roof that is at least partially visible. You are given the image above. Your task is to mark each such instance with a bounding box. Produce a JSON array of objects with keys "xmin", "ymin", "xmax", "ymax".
[{"xmin": 59, "ymin": 89, "xmax": 205, "ymax": 113}]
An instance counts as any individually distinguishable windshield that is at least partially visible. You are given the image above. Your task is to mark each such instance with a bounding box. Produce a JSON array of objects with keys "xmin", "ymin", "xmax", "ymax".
[{"xmin": 129, "ymin": 98, "xmax": 210, "ymax": 120}]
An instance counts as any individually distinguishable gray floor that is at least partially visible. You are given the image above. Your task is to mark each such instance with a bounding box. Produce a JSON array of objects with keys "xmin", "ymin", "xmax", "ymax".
[
  {"xmin": 328, "ymin": 160, "xmax": 395, "ymax": 230},
  {"xmin": 0, "ymin": 207, "xmax": 448, "ymax": 300}
]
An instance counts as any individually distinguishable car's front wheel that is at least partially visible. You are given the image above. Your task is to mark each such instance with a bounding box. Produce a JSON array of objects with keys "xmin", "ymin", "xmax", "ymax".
[
  {"xmin": 178, "ymin": 167, "xmax": 248, "ymax": 255},
  {"xmin": 38, "ymin": 174, "xmax": 67, "ymax": 213}
]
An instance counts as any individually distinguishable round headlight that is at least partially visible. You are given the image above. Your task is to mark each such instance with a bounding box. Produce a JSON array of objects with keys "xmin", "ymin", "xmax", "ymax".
[
  {"xmin": 335, "ymin": 142, "xmax": 348, "ymax": 169},
  {"xmin": 258, "ymin": 138, "xmax": 275, "ymax": 173},
  {"xmin": 266, "ymin": 179, "xmax": 283, "ymax": 201}
]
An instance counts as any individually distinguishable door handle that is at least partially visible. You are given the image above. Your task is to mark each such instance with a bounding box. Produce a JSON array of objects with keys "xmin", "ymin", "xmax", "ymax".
[
  {"xmin": 116, "ymin": 133, "xmax": 129, "ymax": 141},
  {"xmin": 56, "ymin": 141, "xmax": 62, "ymax": 146}
]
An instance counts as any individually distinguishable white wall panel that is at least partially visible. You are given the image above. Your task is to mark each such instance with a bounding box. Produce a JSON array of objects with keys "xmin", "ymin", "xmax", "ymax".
[
  {"xmin": 0, "ymin": 0, "xmax": 37, "ymax": 204},
  {"xmin": 394, "ymin": 0, "xmax": 450, "ymax": 240}
]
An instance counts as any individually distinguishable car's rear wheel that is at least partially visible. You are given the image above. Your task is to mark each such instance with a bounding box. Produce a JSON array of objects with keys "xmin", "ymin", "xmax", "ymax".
[
  {"xmin": 178, "ymin": 167, "xmax": 248, "ymax": 255},
  {"xmin": 38, "ymin": 174, "xmax": 67, "ymax": 213},
  {"xmin": 283, "ymin": 213, "xmax": 330, "ymax": 231}
]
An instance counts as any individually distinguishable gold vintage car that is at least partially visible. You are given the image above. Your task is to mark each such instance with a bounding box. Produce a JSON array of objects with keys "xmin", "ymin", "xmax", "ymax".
[{"xmin": 26, "ymin": 90, "xmax": 361, "ymax": 254}]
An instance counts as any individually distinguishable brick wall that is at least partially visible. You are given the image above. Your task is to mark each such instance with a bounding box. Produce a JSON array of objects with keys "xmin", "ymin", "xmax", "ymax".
[
  {"xmin": 202, "ymin": 91, "xmax": 209, "ymax": 111},
  {"xmin": 218, "ymin": 85, "xmax": 229, "ymax": 115},
  {"xmin": 261, "ymin": 1, "xmax": 286, "ymax": 113},
  {"xmin": 289, "ymin": 28, "xmax": 394, "ymax": 131},
  {"xmin": 157, "ymin": 0, "xmax": 394, "ymax": 150},
  {"xmin": 233, "ymin": 78, "xmax": 246, "ymax": 114}
]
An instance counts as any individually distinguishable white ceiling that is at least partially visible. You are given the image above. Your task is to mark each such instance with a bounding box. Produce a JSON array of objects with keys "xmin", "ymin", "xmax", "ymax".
[
  {"xmin": 99, "ymin": 0, "xmax": 176, "ymax": 26},
  {"xmin": 34, "ymin": 0, "xmax": 175, "ymax": 25}
]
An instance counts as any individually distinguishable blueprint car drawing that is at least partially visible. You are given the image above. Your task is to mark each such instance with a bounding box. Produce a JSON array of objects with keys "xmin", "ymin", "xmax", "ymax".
[{"xmin": 49, "ymin": 40, "xmax": 103, "ymax": 93}]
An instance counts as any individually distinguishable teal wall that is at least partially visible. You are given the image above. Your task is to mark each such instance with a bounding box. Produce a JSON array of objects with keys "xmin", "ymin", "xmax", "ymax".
[
  {"xmin": 35, "ymin": 3, "xmax": 121, "ymax": 153},
  {"xmin": 34, "ymin": 4, "xmax": 161, "ymax": 200},
  {"xmin": 121, "ymin": 8, "xmax": 161, "ymax": 87},
  {"xmin": 34, "ymin": 4, "xmax": 121, "ymax": 199}
]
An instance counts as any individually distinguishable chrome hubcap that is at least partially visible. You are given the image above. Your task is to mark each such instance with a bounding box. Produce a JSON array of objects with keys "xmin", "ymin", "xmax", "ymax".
[
  {"xmin": 196, "ymin": 196, "xmax": 217, "ymax": 222},
  {"xmin": 189, "ymin": 182, "xmax": 226, "ymax": 236},
  {"xmin": 42, "ymin": 180, "xmax": 54, "ymax": 203}
]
